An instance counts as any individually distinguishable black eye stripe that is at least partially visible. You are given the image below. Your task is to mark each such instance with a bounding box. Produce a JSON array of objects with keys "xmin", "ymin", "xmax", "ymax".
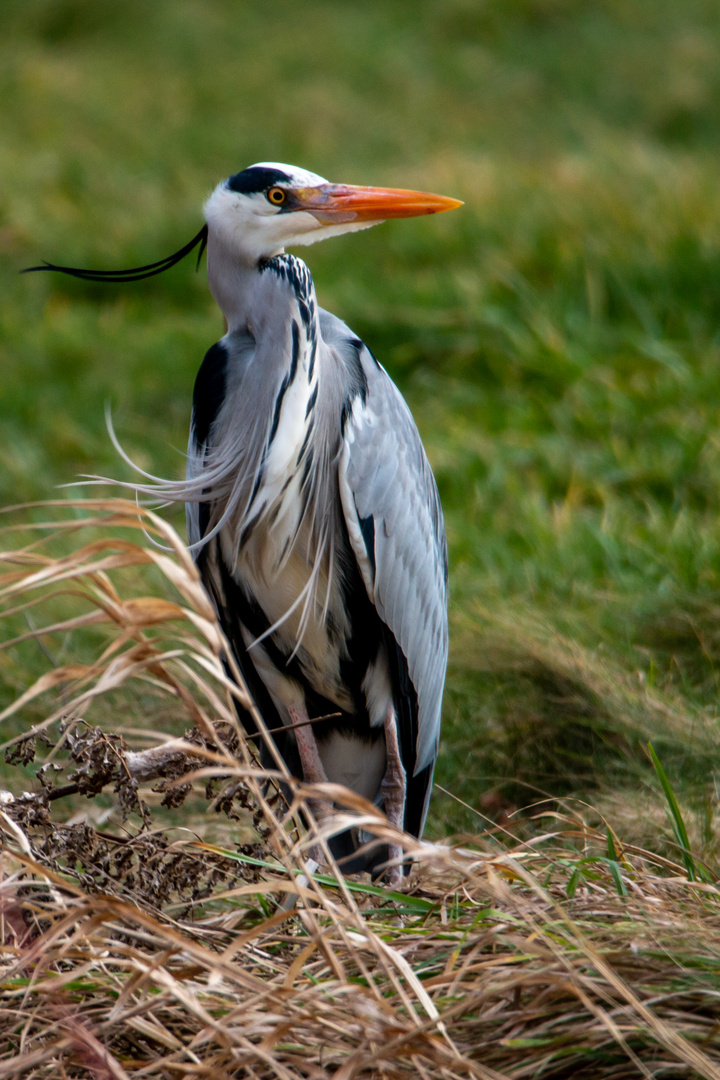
[{"xmin": 226, "ymin": 166, "xmax": 292, "ymax": 194}]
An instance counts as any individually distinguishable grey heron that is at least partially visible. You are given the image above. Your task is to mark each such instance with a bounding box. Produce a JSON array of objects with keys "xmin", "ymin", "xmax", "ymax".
[{"xmin": 26, "ymin": 162, "xmax": 462, "ymax": 882}]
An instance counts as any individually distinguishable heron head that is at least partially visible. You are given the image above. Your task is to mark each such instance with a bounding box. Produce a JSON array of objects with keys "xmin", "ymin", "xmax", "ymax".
[
  {"xmin": 204, "ymin": 162, "xmax": 462, "ymax": 264},
  {"xmin": 23, "ymin": 162, "xmax": 461, "ymax": 285}
]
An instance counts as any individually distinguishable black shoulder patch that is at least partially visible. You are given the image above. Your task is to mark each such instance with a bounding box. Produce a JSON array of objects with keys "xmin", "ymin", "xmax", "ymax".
[
  {"xmin": 192, "ymin": 340, "xmax": 228, "ymax": 449},
  {"xmin": 226, "ymin": 166, "xmax": 292, "ymax": 194},
  {"xmin": 346, "ymin": 339, "xmax": 369, "ymax": 403},
  {"xmin": 339, "ymin": 343, "xmax": 369, "ymax": 430},
  {"xmin": 363, "ymin": 343, "xmax": 382, "ymax": 370}
]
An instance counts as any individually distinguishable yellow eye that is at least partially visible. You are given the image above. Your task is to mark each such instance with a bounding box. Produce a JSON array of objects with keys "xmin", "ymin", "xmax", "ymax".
[{"xmin": 267, "ymin": 187, "xmax": 286, "ymax": 205}]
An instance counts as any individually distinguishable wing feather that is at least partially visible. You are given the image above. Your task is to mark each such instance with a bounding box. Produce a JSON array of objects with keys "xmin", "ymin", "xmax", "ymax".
[{"xmin": 337, "ymin": 342, "xmax": 448, "ymax": 816}]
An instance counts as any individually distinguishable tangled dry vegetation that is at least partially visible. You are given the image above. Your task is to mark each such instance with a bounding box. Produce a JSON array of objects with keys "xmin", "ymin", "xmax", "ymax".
[{"xmin": 1, "ymin": 501, "xmax": 720, "ymax": 1079}]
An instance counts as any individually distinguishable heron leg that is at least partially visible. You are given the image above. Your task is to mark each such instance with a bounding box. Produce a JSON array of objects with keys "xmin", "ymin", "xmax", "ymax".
[
  {"xmin": 289, "ymin": 705, "xmax": 329, "ymax": 866},
  {"xmin": 381, "ymin": 707, "xmax": 407, "ymax": 887}
]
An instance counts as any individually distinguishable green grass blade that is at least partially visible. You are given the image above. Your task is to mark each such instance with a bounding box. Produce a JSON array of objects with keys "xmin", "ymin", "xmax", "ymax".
[
  {"xmin": 647, "ymin": 742, "xmax": 696, "ymax": 882},
  {"xmin": 606, "ymin": 829, "xmax": 628, "ymax": 897},
  {"xmin": 606, "ymin": 858, "xmax": 629, "ymax": 898}
]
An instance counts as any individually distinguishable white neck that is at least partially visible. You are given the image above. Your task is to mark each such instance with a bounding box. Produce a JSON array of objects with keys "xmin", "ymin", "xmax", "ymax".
[{"xmin": 205, "ymin": 228, "xmax": 270, "ymax": 332}]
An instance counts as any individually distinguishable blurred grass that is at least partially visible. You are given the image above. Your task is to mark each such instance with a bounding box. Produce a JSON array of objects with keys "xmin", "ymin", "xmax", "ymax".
[{"xmin": 3, "ymin": 0, "xmax": 720, "ymax": 853}]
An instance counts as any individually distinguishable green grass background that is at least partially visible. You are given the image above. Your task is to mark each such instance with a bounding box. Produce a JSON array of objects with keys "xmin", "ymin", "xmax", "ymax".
[{"xmin": 3, "ymin": 0, "xmax": 720, "ymax": 856}]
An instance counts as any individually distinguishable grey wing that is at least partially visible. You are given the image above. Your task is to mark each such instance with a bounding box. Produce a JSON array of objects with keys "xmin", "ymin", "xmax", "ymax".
[{"xmin": 338, "ymin": 343, "xmax": 448, "ymax": 794}]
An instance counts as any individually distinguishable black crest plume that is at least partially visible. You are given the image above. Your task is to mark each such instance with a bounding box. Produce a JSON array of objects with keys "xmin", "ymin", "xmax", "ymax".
[{"xmin": 22, "ymin": 225, "xmax": 208, "ymax": 283}]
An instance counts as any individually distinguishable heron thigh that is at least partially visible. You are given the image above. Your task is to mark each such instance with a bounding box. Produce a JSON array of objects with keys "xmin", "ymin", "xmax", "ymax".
[
  {"xmin": 317, "ymin": 728, "xmax": 386, "ymax": 802},
  {"xmin": 380, "ymin": 705, "xmax": 407, "ymax": 884}
]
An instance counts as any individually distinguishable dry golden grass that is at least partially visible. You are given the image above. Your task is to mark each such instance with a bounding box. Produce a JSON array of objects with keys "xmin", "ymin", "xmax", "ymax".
[{"xmin": 1, "ymin": 501, "xmax": 719, "ymax": 1079}]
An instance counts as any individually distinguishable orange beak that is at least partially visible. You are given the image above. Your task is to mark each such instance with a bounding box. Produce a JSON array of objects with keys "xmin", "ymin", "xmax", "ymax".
[{"xmin": 294, "ymin": 183, "xmax": 463, "ymax": 224}]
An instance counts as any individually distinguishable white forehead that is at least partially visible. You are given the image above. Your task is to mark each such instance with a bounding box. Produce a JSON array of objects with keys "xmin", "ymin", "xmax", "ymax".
[{"xmin": 250, "ymin": 162, "xmax": 329, "ymax": 188}]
